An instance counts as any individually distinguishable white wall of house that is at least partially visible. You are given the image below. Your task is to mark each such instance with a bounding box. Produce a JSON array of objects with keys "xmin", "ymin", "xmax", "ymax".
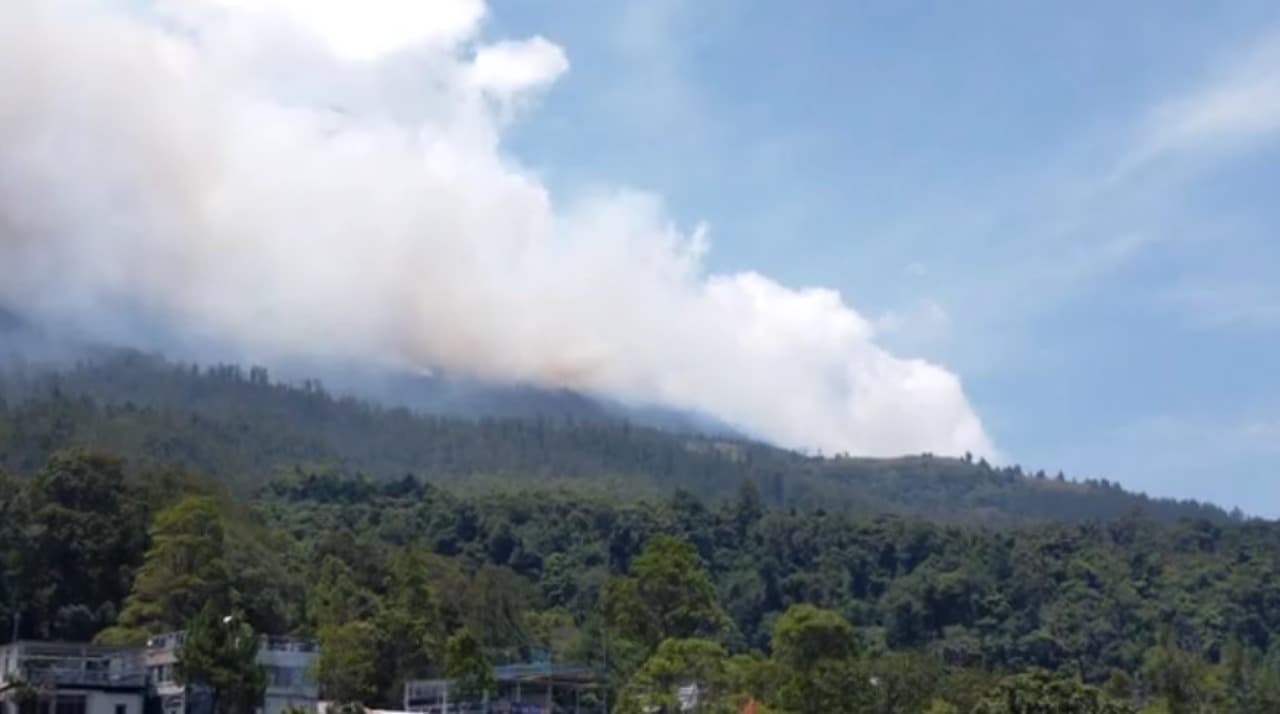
[
  {"xmin": 145, "ymin": 633, "xmax": 319, "ymax": 714},
  {"xmin": 86, "ymin": 690, "xmax": 145, "ymax": 714},
  {"xmin": 258, "ymin": 639, "xmax": 319, "ymax": 714},
  {"xmin": 0, "ymin": 690, "xmax": 145, "ymax": 714},
  {"xmin": 261, "ymin": 693, "xmax": 317, "ymax": 714},
  {"xmin": 0, "ymin": 641, "xmax": 148, "ymax": 714}
]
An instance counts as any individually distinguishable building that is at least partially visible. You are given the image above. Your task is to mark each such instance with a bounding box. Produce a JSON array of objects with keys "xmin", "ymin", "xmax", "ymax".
[
  {"xmin": 674, "ymin": 684, "xmax": 700, "ymax": 713},
  {"xmin": 0, "ymin": 641, "xmax": 148, "ymax": 714},
  {"xmin": 403, "ymin": 662, "xmax": 605, "ymax": 714},
  {"xmin": 145, "ymin": 632, "xmax": 319, "ymax": 714},
  {"xmin": 0, "ymin": 630, "xmax": 318, "ymax": 714},
  {"xmin": 256, "ymin": 637, "xmax": 319, "ymax": 714}
]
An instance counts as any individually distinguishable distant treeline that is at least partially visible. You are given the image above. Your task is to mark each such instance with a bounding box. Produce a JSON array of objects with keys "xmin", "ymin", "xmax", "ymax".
[{"xmin": 0, "ymin": 351, "xmax": 1234, "ymax": 525}]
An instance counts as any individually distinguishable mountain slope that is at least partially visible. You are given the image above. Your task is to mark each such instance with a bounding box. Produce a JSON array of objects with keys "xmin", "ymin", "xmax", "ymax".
[
  {"xmin": 0, "ymin": 350, "xmax": 1234, "ymax": 525},
  {"xmin": 0, "ymin": 309, "xmax": 737, "ymax": 436}
]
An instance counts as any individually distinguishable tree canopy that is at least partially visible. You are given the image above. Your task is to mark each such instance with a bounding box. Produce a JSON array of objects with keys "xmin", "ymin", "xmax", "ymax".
[
  {"xmin": 0, "ymin": 355, "xmax": 1276, "ymax": 713},
  {"xmin": 176, "ymin": 604, "xmax": 266, "ymax": 714}
]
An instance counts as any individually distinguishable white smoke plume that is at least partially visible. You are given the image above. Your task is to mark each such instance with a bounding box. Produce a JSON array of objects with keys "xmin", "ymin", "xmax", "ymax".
[{"xmin": 0, "ymin": 0, "xmax": 996, "ymax": 458}]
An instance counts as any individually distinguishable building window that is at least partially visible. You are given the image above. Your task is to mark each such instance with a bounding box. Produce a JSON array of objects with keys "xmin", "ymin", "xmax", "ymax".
[
  {"xmin": 116, "ymin": 705, "xmax": 127, "ymax": 714},
  {"xmin": 268, "ymin": 666, "xmax": 305, "ymax": 688},
  {"xmin": 54, "ymin": 696, "xmax": 86, "ymax": 714}
]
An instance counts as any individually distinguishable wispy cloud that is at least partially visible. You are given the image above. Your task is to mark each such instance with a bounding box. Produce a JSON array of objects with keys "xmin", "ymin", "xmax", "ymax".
[
  {"xmin": 602, "ymin": 0, "xmax": 711, "ymax": 138},
  {"xmin": 1125, "ymin": 30, "xmax": 1280, "ymax": 169},
  {"xmin": 1162, "ymin": 280, "xmax": 1280, "ymax": 331},
  {"xmin": 948, "ymin": 28, "xmax": 1280, "ymax": 340},
  {"xmin": 1241, "ymin": 419, "xmax": 1280, "ymax": 441}
]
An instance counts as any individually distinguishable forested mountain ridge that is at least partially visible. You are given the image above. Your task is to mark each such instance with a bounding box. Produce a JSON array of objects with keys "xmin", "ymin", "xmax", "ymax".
[
  {"xmin": 0, "ymin": 312, "xmax": 735, "ymax": 435},
  {"xmin": 0, "ymin": 344, "xmax": 1274, "ymax": 712},
  {"xmin": 0, "ymin": 350, "xmax": 1233, "ymax": 524}
]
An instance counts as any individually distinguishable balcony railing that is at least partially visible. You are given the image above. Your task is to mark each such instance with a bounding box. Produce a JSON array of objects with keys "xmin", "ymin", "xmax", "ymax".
[
  {"xmin": 20, "ymin": 666, "xmax": 148, "ymax": 689},
  {"xmin": 147, "ymin": 632, "xmax": 317, "ymax": 654},
  {"xmin": 261, "ymin": 637, "xmax": 318, "ymax": 654},
  {"xmin": 145, "ymin": 633, "xmax": 186, "ymax": 650}
]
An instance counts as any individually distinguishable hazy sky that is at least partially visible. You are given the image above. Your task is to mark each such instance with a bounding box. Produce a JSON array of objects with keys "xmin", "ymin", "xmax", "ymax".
[
  {"xmin": 483, "ymin": 1, "xmax": 1280, "ymax": 513},
  {"xmin": 3, "ymin": 1, "xmax": 1278, "ymax": 514}
]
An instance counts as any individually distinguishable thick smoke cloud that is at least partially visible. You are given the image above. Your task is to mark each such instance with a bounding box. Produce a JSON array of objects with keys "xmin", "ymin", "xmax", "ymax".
[{"xmin": 0, "ymin": 0, "xmax": 996, "ymax": 457}]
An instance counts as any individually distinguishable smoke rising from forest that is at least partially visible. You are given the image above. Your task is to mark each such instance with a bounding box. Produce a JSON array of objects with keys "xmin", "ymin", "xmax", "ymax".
[{"xmin": 0, "ymin": 0, "xmax": 994, "ymax": 457}]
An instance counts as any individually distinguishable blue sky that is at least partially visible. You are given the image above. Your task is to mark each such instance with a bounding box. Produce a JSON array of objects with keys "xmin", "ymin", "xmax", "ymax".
[{"xmin": 484, "ymin": 1, "xmax": 1280, "ymax": 513}]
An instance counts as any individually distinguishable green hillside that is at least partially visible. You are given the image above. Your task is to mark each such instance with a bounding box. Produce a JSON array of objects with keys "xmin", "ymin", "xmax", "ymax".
[
  {"xmin": 0, "ymin": 351, "xmax": 1231, "ymax": 525},
  {"xmin": 1, "ymin": 351, "xmax": 1276, "ymax": 712}
]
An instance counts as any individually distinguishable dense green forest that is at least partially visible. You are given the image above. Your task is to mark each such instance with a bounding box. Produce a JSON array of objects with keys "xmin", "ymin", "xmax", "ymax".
[
  {"xmin": 0, "ymin": 352, "xmax": 1233, "ymax": 525},
  {"xmin": 2, "ymin": 351, "xmax": 1277, "ymax": 713},
  {"xmin": 2, "ymin": 450, "xmax": 1279, "ymax": 713}
]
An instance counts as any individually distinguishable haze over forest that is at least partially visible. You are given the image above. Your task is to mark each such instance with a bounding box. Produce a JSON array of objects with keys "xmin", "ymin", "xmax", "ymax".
[
  {"xmin": 0, "ymin": 0, "xmax": 991, "ymax": 468},
  {"xmin": 4, "ymin": 1, "xmax": 1276, "ymax": 512},
  {"xmin": 3, "ymin": 2, "xmax": 1280, "ymax": 712}
]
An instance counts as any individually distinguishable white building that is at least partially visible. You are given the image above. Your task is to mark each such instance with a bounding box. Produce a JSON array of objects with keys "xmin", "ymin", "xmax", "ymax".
[
  {"xmin": 0, "ymin": 641, "xmax": 147, "ymax": 714},
  {"xmin": 402, "ymin": 662, "xmax": 605, "ymax": 714},
  {"xmin": 145, "ymin": 632, "xmax": 319, "ymax": 714}
]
